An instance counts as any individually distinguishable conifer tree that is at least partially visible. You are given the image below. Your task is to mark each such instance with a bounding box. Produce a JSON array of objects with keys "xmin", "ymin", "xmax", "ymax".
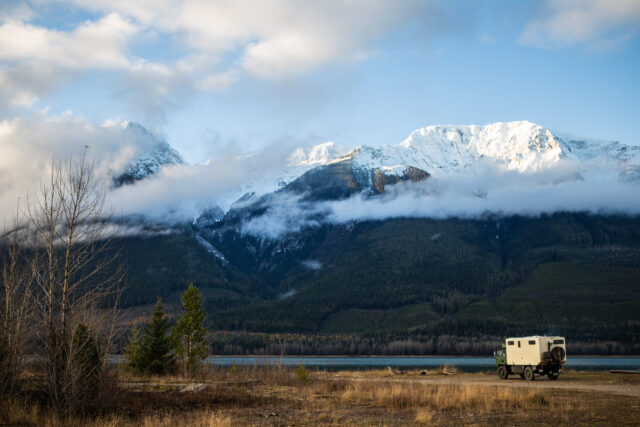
[
  {"xmin": 124, "ymin": 328, "xmax": 144, "ymax": 374},
  {"xmin": 126, "ymin": 298, "xmax": 176, "ymax": 375},
  {"xmin": 172, "ymin": 284, "xmax": 208, "ymax": 374}
]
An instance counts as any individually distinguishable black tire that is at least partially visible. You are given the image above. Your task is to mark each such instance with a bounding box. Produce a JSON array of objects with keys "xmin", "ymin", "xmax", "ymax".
[
  {"xmin": 524, "ymin": 366, "xmax": 535, "ymax": 381},
  {"xmin": 497, "ymin": 365, "xmax": 508, "ymax": 379}
]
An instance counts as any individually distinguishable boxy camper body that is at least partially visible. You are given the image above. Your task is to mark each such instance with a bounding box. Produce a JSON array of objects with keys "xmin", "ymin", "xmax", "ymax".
[{"xmin": 495, "ymin": 336, "xmax": 566, "ymax": 380}]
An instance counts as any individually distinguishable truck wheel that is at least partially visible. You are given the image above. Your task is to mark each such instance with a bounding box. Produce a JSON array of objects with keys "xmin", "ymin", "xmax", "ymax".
[
  {"xmin": 524, "ymin": 366, "xmax": 534, "ymax": 381},
  {"xmin": 497, "ymin": 365, "xmax": 508, "ymax": 379}
]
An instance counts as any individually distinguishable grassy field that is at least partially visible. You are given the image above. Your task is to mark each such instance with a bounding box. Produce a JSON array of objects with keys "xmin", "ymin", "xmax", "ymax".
[{"xmin": 2, "ymin": 366, "xmax": 639, "ymax": 426}]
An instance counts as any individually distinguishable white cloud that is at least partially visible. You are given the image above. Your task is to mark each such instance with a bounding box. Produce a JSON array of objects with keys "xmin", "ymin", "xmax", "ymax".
[
  {"xmin": 107, "ymin": 134, "xmax": 317, "ymax": 222},
  {"xmin": 0, "ymin": 109, "xmax": 330, "ymax": 225},
  {"xmin": 0, "ymin": 113, "xmax": 158, "ymax": 221},
  {"xmin": 326, "ymin": 165, "xmax": 640, "ymax": 223},
  {"xmin": 0, "ymin": 0, "xmax": 467, "ymax": 118},
  {"xmin": 115, "ymin": 60, "xmax": 196, "ymax": 123},
  {"xmin": 0, "ymin": 62, "xmax": 69, "ymax": 112},
  {"xmin": 236, "ymin": 160, "xmax": 640, "ymax": 239},
  {"xmin": 0, "ymin": 12, "xmax": 138, "ymax": 112},
  {"xmin": 197, "ymin": 70, "xmax": 238, "ymax": 92},
  {"xmin": 519, "ymin": 0, "xmax": 640, "ymax": 49},
  {"xmin": 0, "ymin": 2, "xmax": 34, "ymax": 23},
  {"xmin": 57, "ymin": 0, "xmax": 440, "ymax": 79},
  {"xmin": 0, "ymin": 13, "xmax": 137, "ymax": 69}
]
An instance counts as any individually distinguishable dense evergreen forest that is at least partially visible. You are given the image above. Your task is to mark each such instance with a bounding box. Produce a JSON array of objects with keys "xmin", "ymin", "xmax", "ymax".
[{"xmin": 116, "ymin": 213, "xmax": 640, "ymax": 354}]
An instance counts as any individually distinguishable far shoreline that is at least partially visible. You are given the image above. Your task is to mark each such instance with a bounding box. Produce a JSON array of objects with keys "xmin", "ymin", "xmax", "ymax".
[
  {"xmin": 109, "ymin": 354, "xmax": 640, "ymax": 358},
  {"xmin": 204, "ymin": 354, "xmax": 640, "ymax": 358}
]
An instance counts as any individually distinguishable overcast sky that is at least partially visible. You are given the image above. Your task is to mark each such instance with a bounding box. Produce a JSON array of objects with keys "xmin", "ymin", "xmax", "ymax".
[{"xmin": 1, "ymin": 0, "xmax": 639, "ymax": 164}]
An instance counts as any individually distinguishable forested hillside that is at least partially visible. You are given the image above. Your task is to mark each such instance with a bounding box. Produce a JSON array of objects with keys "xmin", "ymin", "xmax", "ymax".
[{"xmin": 115, "ymin": 213, "xmax": 640, "ymax": 354}]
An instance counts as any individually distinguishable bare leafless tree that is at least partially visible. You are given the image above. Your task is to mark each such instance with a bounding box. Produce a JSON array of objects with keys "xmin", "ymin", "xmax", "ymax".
[
  {"xmin": 27, "ymin": 153, "xmax": 124, "ymax": 412},
  {"xmin": 0, "ymin": 204, "xmax": 37, "ymax": 397}
]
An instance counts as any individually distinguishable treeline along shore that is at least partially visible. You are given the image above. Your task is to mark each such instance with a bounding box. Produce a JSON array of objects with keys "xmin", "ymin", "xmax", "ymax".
[{"xmin": 205, "ymin": 332, "xmax": 640, "ymax": 356}]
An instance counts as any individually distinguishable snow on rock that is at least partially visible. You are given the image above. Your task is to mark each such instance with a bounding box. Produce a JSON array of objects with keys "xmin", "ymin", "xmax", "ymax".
[
  {"xmin": 216, "ymin": 121, "xmax": 639, "ymax": 212},
  {"xmin": 114, "ymin": 120, "xmax": 639, "ymax": 219},
  {"xmin": 115, "ymin": 122, "xmax": 185, "ymax": 185},
  {"xmin": 288, "ymin": 142, "xmax": 350, "ymax": 167},
  {"xmin": 554, "ymin": 131, "xmax": 640, "ymax": 165},
  {"xmin": 322, "ymin": 121, "xmax": 639, "ymax": 177},
  {"xmin": 194, "ymin": 234, "xmax": 228, "ymax": 264}
]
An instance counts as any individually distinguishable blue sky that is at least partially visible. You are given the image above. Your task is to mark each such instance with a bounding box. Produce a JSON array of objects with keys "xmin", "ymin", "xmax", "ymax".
[{"xmin": 1, "ymin": 0, "xmax": 639, "ymax": 163}]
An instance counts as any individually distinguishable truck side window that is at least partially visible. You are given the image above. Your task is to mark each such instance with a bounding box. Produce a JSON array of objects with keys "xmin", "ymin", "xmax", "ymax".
[
  {"xmin": 528, "ymin": 340, "xmax": 535, "ymax": 345},
  {"xmin": 507, "ymin": 341, "xmax": 514, "ymax": 345},
  {"xmin": 518, "ymin": 341, "xmax": 521, "ymax": 348}
]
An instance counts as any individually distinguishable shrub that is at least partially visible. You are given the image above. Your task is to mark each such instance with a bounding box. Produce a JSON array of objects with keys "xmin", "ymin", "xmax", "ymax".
[{"xmin": 295, "ymin": 364, "xmax": 309, "ymax": 383}]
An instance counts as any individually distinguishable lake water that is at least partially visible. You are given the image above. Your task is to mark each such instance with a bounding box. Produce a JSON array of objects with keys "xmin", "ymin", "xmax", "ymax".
[{"xmin": 206, "ymin": 356, "xmax": 640, "ymax": 372}]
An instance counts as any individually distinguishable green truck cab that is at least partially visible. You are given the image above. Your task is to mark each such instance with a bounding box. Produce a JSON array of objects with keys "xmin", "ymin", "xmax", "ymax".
[{"xmin": 494, "ymin": 344, "xmax": 507, "ymax": 367}]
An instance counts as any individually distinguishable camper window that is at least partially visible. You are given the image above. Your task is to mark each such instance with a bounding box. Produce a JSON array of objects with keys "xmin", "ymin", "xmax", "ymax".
[
  {"xmin": 518, "ymin": 341, "xmax": 521, "ymax": 348},
  {"xmin": 528, "ymin": 340, "xmax": 535, "ymax": 345},
  {"xmin": 507, "ymin": 341, "xmax": 514, "ymax": 345},
  {"xmin": 553, "ymin": 339, "xmax": 564, "ymax": 344}
]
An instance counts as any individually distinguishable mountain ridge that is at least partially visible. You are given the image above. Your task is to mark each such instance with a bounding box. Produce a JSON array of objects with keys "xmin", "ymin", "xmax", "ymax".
[{"xmin": 110, "ymin": 120, "xmax": 639, "ymax": 221}]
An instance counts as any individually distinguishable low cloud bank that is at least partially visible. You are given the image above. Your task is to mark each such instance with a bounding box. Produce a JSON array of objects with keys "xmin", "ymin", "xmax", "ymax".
[
  {"xmin": 329, "ymin": 162, "xmax": 640, "ymax": 221},
  {"xmin": 0, "ymin": 112, "xmax": 316, "ymax": 225},
  {"xmin": 0, "ymin": 113, "xmax": 140, "ymax": 222},
  {"xmin": 239, "ymin": 160, "xmax": 640, "ymax": 238},
  {"xmin": 108, "ymin": 135, "xmax": 316, "ymax": 223}
]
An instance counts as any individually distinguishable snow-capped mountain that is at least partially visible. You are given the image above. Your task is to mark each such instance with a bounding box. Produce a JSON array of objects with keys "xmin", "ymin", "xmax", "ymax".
[
  {"xmin": 114, "ymin": 120, "xmax": 638, "ymax": 228},
  {"xmin": 329, "ymin": 121, "xmax": 640, "ymax": 177},
  {"xmin": 287, "ymin": 142, "xmax": 350, "ymax": 167},
  {"xmin": 207, "ymin": 142, "xmax": 350, "ymax": 211},
  {"xmin": 193, "ymin": 120, "xmax": 640, "ymax": 222},
  {"xmin": 114, "ymin": 122, "xmax": 185, "ymax": 186}
]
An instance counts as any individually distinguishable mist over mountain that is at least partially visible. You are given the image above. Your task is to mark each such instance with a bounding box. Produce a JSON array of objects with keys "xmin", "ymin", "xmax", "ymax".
[
  {"xmin": 113, "ymin": 122, "xmax": 186, "ymax": 186},
  {"xmin": 103, "ymin": 120, "xmax": 640, "ymax": 232}
]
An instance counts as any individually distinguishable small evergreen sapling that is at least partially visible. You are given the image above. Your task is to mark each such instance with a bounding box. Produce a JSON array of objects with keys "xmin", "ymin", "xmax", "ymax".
[
  {"xmin": 295, "ymin": 363, "xmax": 309, "ymax": 383},
  {"xmin": 124, "ymin": 328, "xmax": 144, "ymax": 373},
  {"xmin": 125, "ymin": 298, "xmax": 176, "ymax": 375},
  {"xmin": 172, "ymin": 284, "xmax": 208, "ymax": 374}
]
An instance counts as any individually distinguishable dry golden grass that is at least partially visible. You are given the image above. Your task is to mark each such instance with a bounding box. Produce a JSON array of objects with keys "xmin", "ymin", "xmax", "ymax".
[
  {"xmin": 340, "ymin": 380, "xmax": 548, "ymax": 413},
  {"xmin": 415, "ymin": 408, "xmax": 434, "ymax": 424},
  {"xmin": 1, "ymin": 398, "xmax": 233, "ymax": 427},
  {"xmin": 129, "ymin": 411, "xmax": 231, "ymax": 427},
  {"xmin": 3, "ymin": 365, "xmax": 640, "ymax": 426}
]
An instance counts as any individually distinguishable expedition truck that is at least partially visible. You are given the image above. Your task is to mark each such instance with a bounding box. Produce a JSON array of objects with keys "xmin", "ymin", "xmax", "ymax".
[{"xmin": 494, "ymin": 336, "xmax": 566, "ymax": 380}]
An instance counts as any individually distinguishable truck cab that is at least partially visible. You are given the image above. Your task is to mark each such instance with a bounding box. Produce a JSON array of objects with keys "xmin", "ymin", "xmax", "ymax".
[{"xmin": 495, "ymin": 336, "xmax": 566, "ymax": 381}]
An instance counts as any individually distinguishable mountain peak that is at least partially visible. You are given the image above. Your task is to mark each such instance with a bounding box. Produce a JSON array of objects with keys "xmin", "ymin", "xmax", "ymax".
[
  {"xmin": 114, "ymin": 122, "xmax": 185, "ymax": 186},
  {"xmin": 288, "ymin": 141, "xmax": 349, "ymax": 167},
  {"xmin": 396, "ymin": 120, "xmax": 562, "ymax": 173}
]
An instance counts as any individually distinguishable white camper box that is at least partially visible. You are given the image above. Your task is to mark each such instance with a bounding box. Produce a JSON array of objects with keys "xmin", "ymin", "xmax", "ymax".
[{"xmin": 505, "ymin": 336, "xmax": 566, "ymax": 366}]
